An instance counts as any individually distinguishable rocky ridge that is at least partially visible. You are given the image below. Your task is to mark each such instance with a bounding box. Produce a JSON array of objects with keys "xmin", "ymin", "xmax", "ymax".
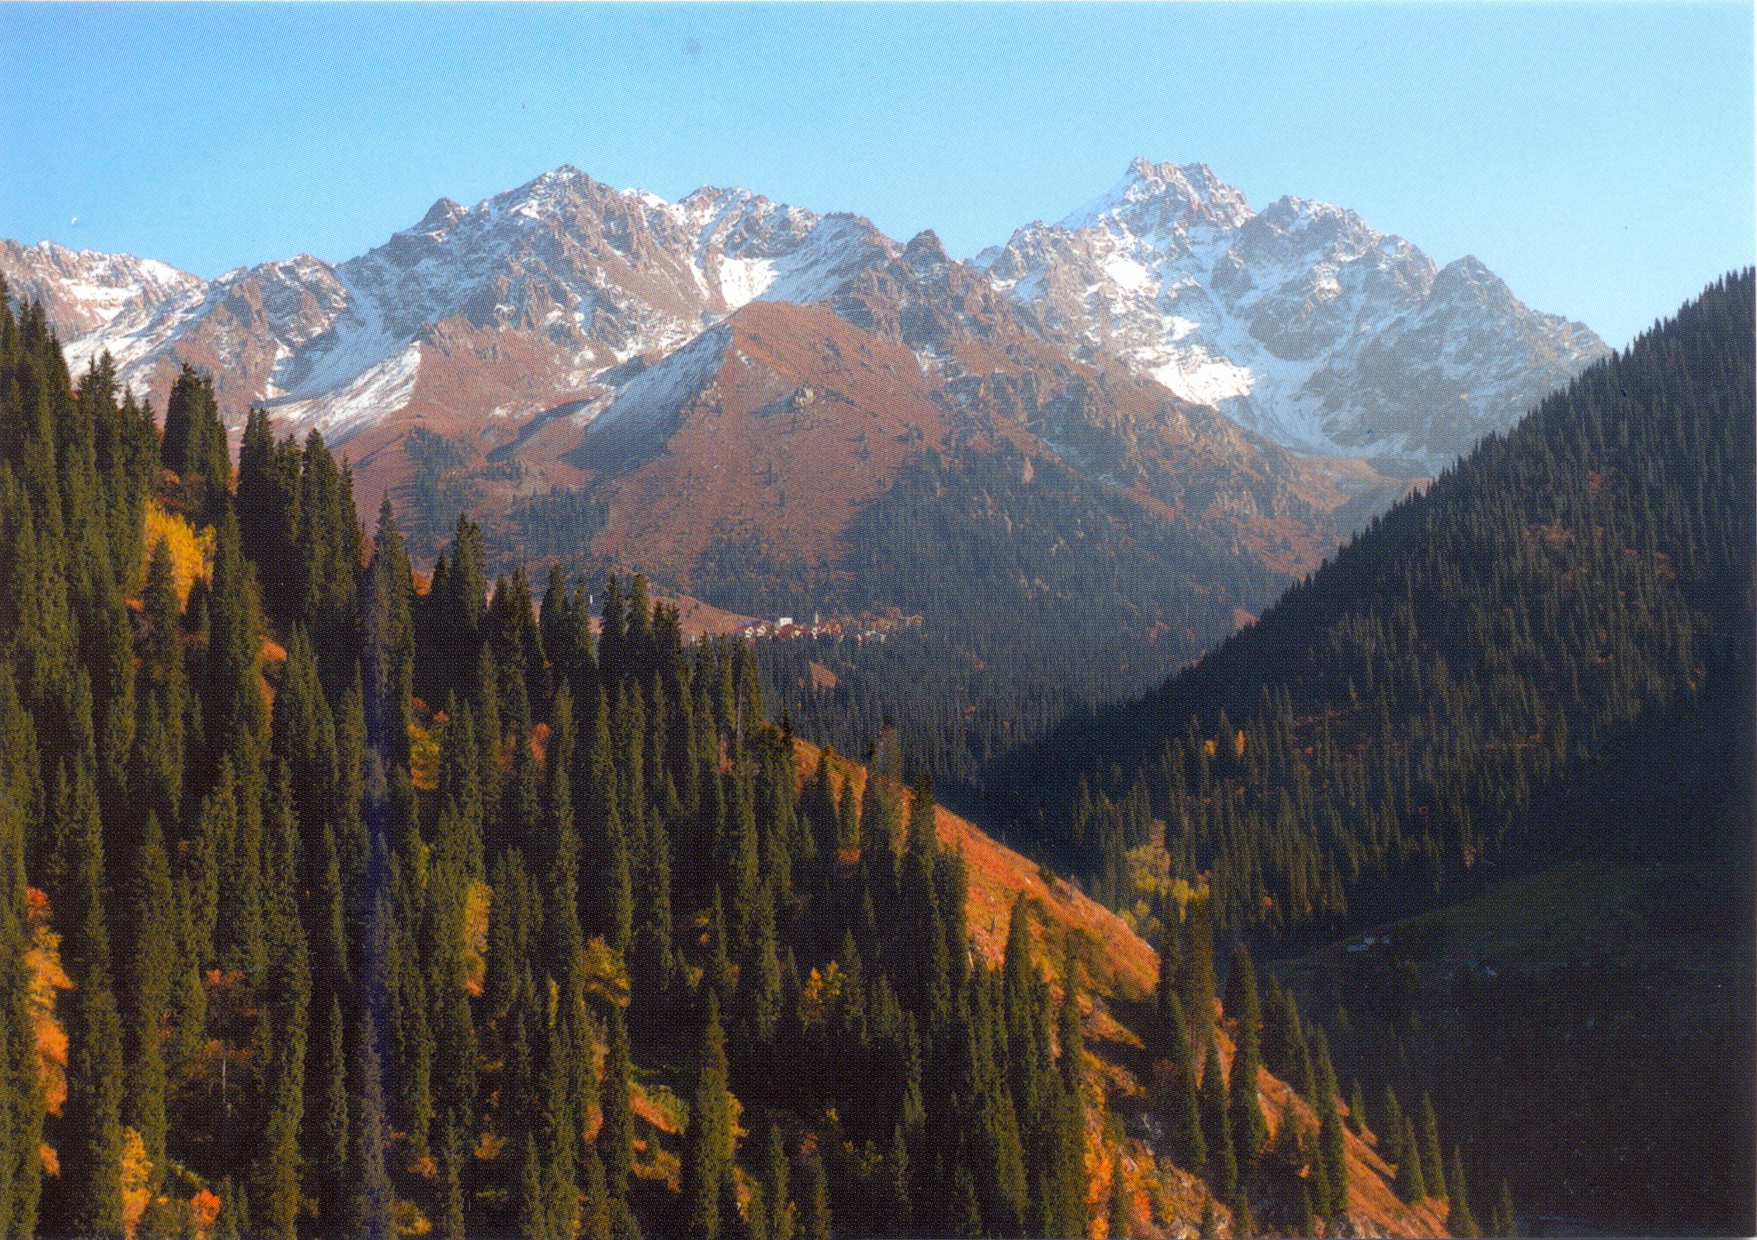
[
  {"xmin": 976, "ymin": 158, "xmax": 1609, "ymax": 473},
  {"xmin": 4, "ymin": 159, "xmax": 1604, "ymax": 482}
]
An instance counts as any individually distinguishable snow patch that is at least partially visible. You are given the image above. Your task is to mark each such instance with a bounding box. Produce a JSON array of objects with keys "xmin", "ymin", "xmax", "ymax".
[
  {"xmin": 1149, "ymin": 353, "xmax": 1255, "ymax": 406},
  {"xmin": 270, "ymin": 341, "xmax": 423, "ymax": 441},
  {"xmin": 588, "ymin": 324, "xmax": 730, "ymax": 434}
]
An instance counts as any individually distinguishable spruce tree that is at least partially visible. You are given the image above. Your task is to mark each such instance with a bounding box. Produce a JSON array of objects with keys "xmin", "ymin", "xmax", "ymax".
[
  {"xmin": 1318, "ymin": 1085, "xmax": 1348, "ymax": 1218},
  {"xmin": 347, "ymin": 1009, "xmax": 394, "ymax": 1240},
  {"xmin": 760, "ymin": 1118, "xmax": 794, "ymax": 1240},
  {"xmin": 122, "ymin": 813, "xmax": 175, "ymax": 1184},
  {"xmin": 63, "ymin": 965, "xmax": 126, "ymax": 1239},
  {"xmin": 1419, "ymin": 1093, "xmax": 1446, "ymax": 1201},
  {"xmin": 1448, "ymin": 1146, "xmax": 1479, "ymax": 1238},
  {"xmin": 437, "ymin": 1118, "xmax": 467, "ymax": 1240},
  {"xmin": 600, "ymin": 1004, "xmax": 634, "ymax": 1205},
  {"xmin": 1393, "ymin": 1114, "xmax": 1426, "ymax": 1203},
  {"xmin": 798, "ymin": 1148, "xmax": 831, "ymax": 1240},
  {"xmin": 680, "ymin": 991, "xmax": 733, "ymax": 1239},
  {"xmin": 581, "ymin": 1145, "xmax": 612, "ymax": 1240},
  {"xmin": 1489, "ymin": 1180, "xmax": 1516, "ymax": 1237},
  {"xmin": 1380, "ymin": 1083, "xmax": 1405, "ymax": 1168},
  {"xmin": 1109, "ymin": 1161, "xmax": 1130, "ymax": 1240},
  {"xmin": 1163, "ymin": 992, "xmax": 1206, "ymax": 1175},
  {"xmin": 1199, "ymin": 1033, "xmax": 1236, "ymax": 1201},
  {"xmin": 1225, "ymin": 943, "xmax": 1267, "ymax": 1170}
]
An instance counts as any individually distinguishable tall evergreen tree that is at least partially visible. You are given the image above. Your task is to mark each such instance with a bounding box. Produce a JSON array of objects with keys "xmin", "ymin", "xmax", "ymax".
[
  {"xmin": 680, "ymin": 991, "xmax": 734, "ymax": 1240},
  {"xmin": 1199, "ymin": 1033, "xmax": 1236, "ymax": 1201},
  {"xmin": 1448, "ymin": 1146, "xmax": 1480, "ymax": 1238},
  {"xmin": 1419, "ymin": 1093, "xmax": 1446, "ymax": 1202},
  {"xmin": 1393, "ymin": 1115, "xmax": 1427, "ymax": 1204},
  {"xmin": 1224, "ymin": 942, "xmax": 1267, "ymax": 1169}
]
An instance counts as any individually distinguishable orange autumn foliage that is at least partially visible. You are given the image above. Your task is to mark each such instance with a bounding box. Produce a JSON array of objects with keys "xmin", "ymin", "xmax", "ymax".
[
  {"xmin": 190, "ymin": 1188, "xmax": 220, "ymax": 1238},
  {"xmin": 24, "ymin": 888, "xmax": 69, "ymax": 1116}
]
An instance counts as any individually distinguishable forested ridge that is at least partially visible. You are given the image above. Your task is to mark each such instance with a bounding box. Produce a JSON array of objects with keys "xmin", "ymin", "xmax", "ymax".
[
  {"xmin": 990, "ymin": 271, "xmax": 1753, "ymax": 932},
  {"xmin": 0, "ymin": 274, "xmax": 1489, "ymax": 1240},
  {"xmin": 753, "ymin": 442, "xmax": 1285, "ymax": 810},
  {"xmin": 0, "ymin": 275, "xmax": 1104, "ymax": 1238},
  {"xmin": 985, "ymin": 272, "xmax": 1756, "ymax": 1232}
]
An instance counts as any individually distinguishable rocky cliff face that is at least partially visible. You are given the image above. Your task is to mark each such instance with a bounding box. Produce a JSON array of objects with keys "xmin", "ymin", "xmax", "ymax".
[{"xmin": 976, "ymin": 158, "xmax": 1609, "ymax": 473}]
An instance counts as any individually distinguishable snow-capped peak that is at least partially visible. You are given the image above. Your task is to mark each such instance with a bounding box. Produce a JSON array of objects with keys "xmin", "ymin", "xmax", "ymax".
[
  {"xmin": 990, "ymin": 160, "xmax": 1608, "ymax": 472},
  {"xmin": 411, "ymin": 197, "xmax": 466, "ymax": 235},
  {"xmin": 1059, "ymin": 158, "xmax": 1253, "ymax": 235}
]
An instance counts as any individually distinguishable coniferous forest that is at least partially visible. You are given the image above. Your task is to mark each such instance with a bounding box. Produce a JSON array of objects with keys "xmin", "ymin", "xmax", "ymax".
[
  {"xmin": 0, "ymin": 262, "xmax": 1750, "ymax": 1240},
  {"xmin": 0, "ymin": 277, "xmax": 1111, "ymax": 1239},
  {"xmin": 987, "ymin": 271, "xmax": 1757, "ymax": 1233}
]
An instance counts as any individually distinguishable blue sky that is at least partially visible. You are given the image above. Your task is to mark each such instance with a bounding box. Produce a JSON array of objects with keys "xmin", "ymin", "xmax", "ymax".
[{"xmin": 1, "ymin": 2, "xmax": 1750, "ymax": 347}]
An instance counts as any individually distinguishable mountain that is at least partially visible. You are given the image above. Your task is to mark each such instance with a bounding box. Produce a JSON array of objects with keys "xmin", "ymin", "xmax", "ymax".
[
  {"xmin": 0, "ymin": 274, "xmax": 1449, "ymax": 1238},
  {"xmin": 5, "ymin": 159, "xmax": 1604, "ymax": 489},
  {"xmin": 0, "ymin": 161, "xmax": 1605, "ymax": 801},
  {"xmin": 977, "ymin": 158, "xmax": 1609, "ymax": 473},
  {"xmin": 0, "ymin": 238, "xmax": 205, "ymax": 358},
  {"xmin": 7, "ymin": 166, "xmax": 896, "ymax": 444},
  {"xmin": 985, "ymin": 271, "xmax": 1755, "ymax": 1233}
]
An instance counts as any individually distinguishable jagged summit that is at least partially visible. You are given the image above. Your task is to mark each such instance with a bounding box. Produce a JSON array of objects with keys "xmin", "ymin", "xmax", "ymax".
[
  {"xmin": 412, "ymin": 197, "xmax": 466, "ymax": 233},
  {"xmin": 986, "ymin": 160, "xmax": 1608, "ymax": 472},
  {"xmin": 2, "ymin": 159, "xmax": 1605, "ymax": 477},
  {"xmin": 902, "ymin": 229, "xmax": 950, "ymax": 269},
  {"xmin": 1059, "ymin": 157, "xmax": 1253, "ymax": 234}
]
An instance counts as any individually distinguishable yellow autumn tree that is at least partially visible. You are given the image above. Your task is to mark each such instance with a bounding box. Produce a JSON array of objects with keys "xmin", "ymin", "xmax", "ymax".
[{"xmin": 141, "ymin": 500, "xmax": 214, "ymax": 606}]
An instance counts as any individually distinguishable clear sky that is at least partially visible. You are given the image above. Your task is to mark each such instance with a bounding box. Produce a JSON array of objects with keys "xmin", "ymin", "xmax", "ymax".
[{"xmin": 1, "ymin": 2, "xmax": 1750, "ymax": 347}]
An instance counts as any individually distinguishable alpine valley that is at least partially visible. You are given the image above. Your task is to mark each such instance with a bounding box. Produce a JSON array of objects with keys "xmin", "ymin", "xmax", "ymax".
[
  {"xmin": 2, "ymin": 161, "xmax": 1609, "ymax": 799},
  {"xmin": 0, "ymin": 159, "xmax": 1747, "ymax": 1240}
]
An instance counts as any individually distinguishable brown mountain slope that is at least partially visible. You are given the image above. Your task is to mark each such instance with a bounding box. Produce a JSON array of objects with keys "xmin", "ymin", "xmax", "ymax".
[
  {"xmin": 575, "ymin": 299, "xmax": 957, "ymax": 580},
  {"xmin": 380, "ymin": 240, "xmax": 1396, "ymax": 595},
  {"xmin": 790, "ymin": 737, "xmax": 1449, "ymax": 1239}
]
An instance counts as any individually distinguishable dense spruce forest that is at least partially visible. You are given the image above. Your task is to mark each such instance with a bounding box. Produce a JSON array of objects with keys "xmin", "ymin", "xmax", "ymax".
[
  {"xmin": 0, "ymin": 279, "xmax": 1109, "ymax": 1239},
  {"xmin": 984, "ymin": 272, "xmax": 1757, "ymax": 1233},
  {"xmin": 0, "ymin": 261, "xmax": 1743, "ymax": 1239},
  {"xmin": 4, "ymin": 276, "xmax": 1483, "ymax": 1240},
  {"xmin": 0, "ymin": 281, "xmax": 1117, "ymax": 1236}
]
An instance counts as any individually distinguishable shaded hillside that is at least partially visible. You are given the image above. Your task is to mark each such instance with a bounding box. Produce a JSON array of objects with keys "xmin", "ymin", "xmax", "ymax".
[
  {"xmin": 408, "ymin": 270, "xmax": 1386, "ymax": 805},
  {"xmin": 983, "ymin": 272, "xmax": 1756, "ymax": 1234},
  {"xmin": 990, "ymin": 270, "xmax": 1754, "ymax": 931},
  {"xmin": 789, "ymin": 739, "xmax": 1446, "ymax": 1239}
]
